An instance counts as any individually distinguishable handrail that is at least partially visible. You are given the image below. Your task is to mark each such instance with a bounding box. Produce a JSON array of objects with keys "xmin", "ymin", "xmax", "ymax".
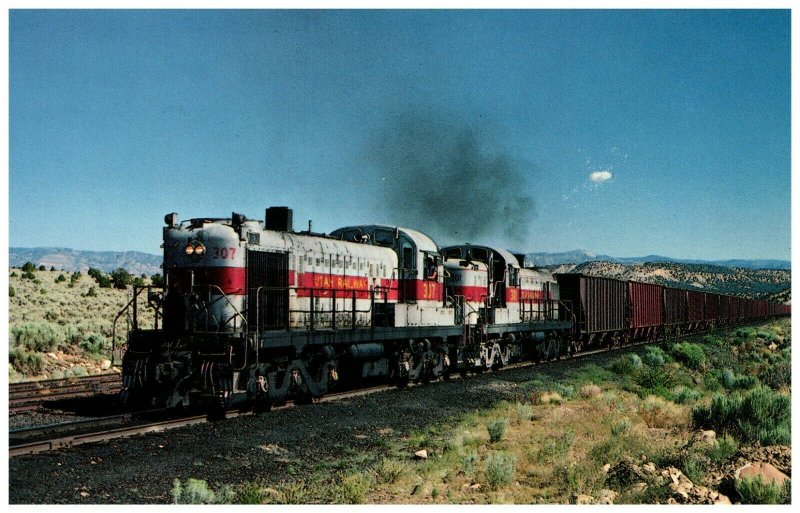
[
  {"xmin": 250, "ymin": 285, "xmax": 380, "ymax": 331},
  {"xmin": 111, "ymin": 285, "xmax": 154, "ymax": 367}
]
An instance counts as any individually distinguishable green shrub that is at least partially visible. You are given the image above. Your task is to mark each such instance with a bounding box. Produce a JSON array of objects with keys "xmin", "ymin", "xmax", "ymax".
[
  {"xmin": 485, "ymin": 452, "xmax": 516, "ymax": 489},
  {"xmin": 705, "ymin": 435, "xmax": 738, "ymax": 465},
  {"xmin": 692, "ymin": 393, "xmax": 742, "ymax": 436},
  {"xmin": 702, "ymin": 334, "xmax": 724, "ymax": 347},
  {"xmin": 374, "ymin": 459, "xmax": 406, "ymax": 484},
  {"xmin": 703, "ymin": 372, "xmax": 722, "ymax": 392},
  {"xmin": 10, "ymin": 271, "xmax": 18, "ymax": 278},
  {"xmin": 9, "ymin": 285, "xmax": 15, "ymax": 298},
  {"xmin": 278, "ymin": 481, "xmax": 311, "ymax": 504},
  {"xmin": 514, "ymin": 402, "xmax": 533, "ymax": 422},
  {"xmin": 737, "ymin": 387, "xmax": 791, "ymax": 445},
  {"xmin": 151, "ymin": 273, "xmax": 164, "ymax": 288},
  {"xmin": 79, "ymin": 333, "xmax": 110, "ymax": 354},
  {"xmin": 717, "ymin": 369, "xmax": 757, "ymax": 390},
  {"xmin": 610, "ymin": 417, "xmax": 631, "ymax": 436},
  {"xmin": 643, "ymin": 346, "xmax": 667, "ymax": 366},
  {"xmin": 171, "ymin": 478, "xmax": 232, "ymax": 504},
  {"xmin": 635, "ymin": 365, "xmax": 675, "ymax": 391},
  {"xmin": 332, "ymin": 472, "xmax": 372, "ymax": 504},
  {"xmin": 487, "ymin": 418, "xmax": 509, "ymax": 443},
  {"xmin": 536, "ymin": 430, "xmax": 575, "ymax": 463},
  {"xmin": 735, "ymin": 475, "xmax": 790, "ymax": 505},
  {"xmin": 759, "ymin": 361, "xmax": 790, "ymax": 390},
  {"xmin": 462, "ymin": 450, "xmax": 478, "ymax": 474},
  {"xmin": 692, "ymin": 387, "xmax": 790, "ymax": 445},
  {"xmin": 84, "ymin": 286, "xmax": 97, "ymax": 297},
  {"xmin": 233, "ymin": 482, "xmax": 270, "ymax": 504},
  {"xmin": 9, "ymin": 348, "xmax": 44, "ymax": 374},
  {"xmin": 553, "ymin": 382, "xmax": 575, "ymax": 399},
  {"xmin": 670, "ymin": 342, "xmax": 706, "ymax": 369},
  {"xmin": 673, "ymin": 386, "xmax": 701, "ymax": 404},
  {"xmin": 111, "ymin": 268, "xmax": 133, "ymax": 289},
  {"xmin": 734, "ymin": 374, "xmax": 759, "ymax": 390},
  {"xmin": 612, "ymin": 353, "xmax": 642, "ymax": 375},
  {"xmin": 680, "ymin": 450, "xmax": 708, "ymax": 483},
  {"xmin": 11, "ymin": 322, "xmax": 63, "ymax": 352},
  {"xmin": 38, "ymin": 265, "xmax": 46, "ymax": 271},
  {"xmin": 68, "ymin": 366, "xmax": 89, "ymax": 378},
  {"xmin": 97, "ymin": 275, "xmax": 112, "ymax": 288},
  {"xmin": 719, "ymin": 368, "xmax": 738, "ymax": 389},
  {"xmin": 55, "ymin": 274, "xmax": 66, "ymax": 283},
  {"xmin": 22, "ymin": 261, "xmax": 36, "ymax": 273}
]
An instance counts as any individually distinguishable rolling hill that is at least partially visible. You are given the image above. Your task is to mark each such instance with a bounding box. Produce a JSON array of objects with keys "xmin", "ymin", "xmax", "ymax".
[{"xmin": 546, "ymin": 260, "xmax": 790, "ymax": 303}]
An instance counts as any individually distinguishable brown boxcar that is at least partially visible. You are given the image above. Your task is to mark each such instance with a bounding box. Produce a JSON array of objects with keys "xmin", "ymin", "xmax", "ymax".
[
  {"xmin": 719, "ymin": 295, "xmax": 730, "ymax": 321},
  {"xmin": 663, "ymin": 287, "xmax": 687, "ymax": 326},
  {"xmin": 704, "ymin": 293, "xmax": 720, "ymax": 322},
  {"xmin": 627, "ymin": 281, "xmax": 663, "ymax": 328},
  {"xmin": 729, "ymin": 296, "xmax": 739, "ymax": 320},
  {"xmin": 687, "ymin": 290, "xmax": 705, "ymax": 323},
  {"xmin": 555, "ymin": 274, "xmax": 626, "ymax": 342}
]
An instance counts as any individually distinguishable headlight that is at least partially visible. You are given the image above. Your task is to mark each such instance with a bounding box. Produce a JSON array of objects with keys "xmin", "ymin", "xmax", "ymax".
[
  {"xmin": 184, "ymin": 244, "xmax": 195, "ymax": 255},
  {"xmin": 194, "ymin": 243, "xmax": 205, "ymax": 255}
]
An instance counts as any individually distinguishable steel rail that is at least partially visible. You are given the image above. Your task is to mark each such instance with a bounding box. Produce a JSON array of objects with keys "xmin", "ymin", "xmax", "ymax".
[{"xmin": 8, "ymin": 322, "xmax": 757, "ymax": 458}]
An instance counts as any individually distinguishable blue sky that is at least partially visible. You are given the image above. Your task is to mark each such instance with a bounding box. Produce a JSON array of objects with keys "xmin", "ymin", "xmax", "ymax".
[{"xmin": 9, "ymin": 9, "xmax": 791, "ymax": 260}]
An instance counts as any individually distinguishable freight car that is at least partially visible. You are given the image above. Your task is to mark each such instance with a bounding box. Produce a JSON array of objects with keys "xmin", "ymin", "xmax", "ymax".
[{"xmin": 116, "ymin": 207, "xmax": 789, "ymax": 411}]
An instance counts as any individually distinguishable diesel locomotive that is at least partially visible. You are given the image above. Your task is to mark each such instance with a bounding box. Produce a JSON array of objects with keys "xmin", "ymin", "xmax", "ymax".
[{"xmin": 117, "ymin": 206, "xmax": 789, "ymax": 411}]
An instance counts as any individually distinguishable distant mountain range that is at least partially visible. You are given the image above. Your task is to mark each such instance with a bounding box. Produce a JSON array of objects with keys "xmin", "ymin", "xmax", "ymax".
[
  {"xmin": 524, "ymin": 250, "xmax": 790, "ymax": 271},
  {"xmin": 9, "ymin": 247, "xmax": 162, "ymax": 276},
  {"xmin": 9, "ymin": 246, "xmax": 790, "ymax": 276}
]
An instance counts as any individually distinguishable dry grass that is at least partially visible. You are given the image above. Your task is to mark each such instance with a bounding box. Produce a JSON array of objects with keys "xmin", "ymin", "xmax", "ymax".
[
  {"xmin": 579, "ymin": 383, "xmax": 602, "ymax": 399},
  {"xmin": 638, "ymin": 395, "xmax": 688, "ymax": 429},
  {"xmin": 361, "ymin": 385, "xmax": 682, "ymax": 504}
]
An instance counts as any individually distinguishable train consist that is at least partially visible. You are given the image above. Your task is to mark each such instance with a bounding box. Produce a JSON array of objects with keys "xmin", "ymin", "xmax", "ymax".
[{"xmin": 118, "ymin": 207, "xmax": 789, "ymax": 410}]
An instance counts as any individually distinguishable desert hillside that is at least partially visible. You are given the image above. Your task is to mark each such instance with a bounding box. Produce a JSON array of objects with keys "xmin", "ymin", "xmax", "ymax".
[
  {"xmin": 8, "ymin": 266, "xmax": 157, "ymax": 381},
  {"xmin": 546, "ymin": 261, "xmax": 790, "ymax": 303}
]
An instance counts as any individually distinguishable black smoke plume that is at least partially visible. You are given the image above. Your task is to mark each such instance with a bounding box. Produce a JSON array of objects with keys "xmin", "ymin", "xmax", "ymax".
[{"xmin": 367, "ymin": 110, "xmax": 535, "ymax": 245}]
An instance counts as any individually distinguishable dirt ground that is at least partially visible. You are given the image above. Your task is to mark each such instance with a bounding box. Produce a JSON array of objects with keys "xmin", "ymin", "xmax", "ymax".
[{"xmin": 10, "ymin": 359, "xmax": 554, "ymax": 504}]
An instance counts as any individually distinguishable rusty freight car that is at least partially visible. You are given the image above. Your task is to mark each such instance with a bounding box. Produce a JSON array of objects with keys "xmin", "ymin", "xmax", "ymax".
[{"xmin": 555, "ymin": 273, "xmax": 627, "ymax": 350}]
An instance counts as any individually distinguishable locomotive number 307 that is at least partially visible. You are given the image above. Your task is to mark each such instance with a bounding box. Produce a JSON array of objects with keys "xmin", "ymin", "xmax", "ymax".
[{"xmin": 212, "ymin": 247, "xmax": 237, "ymax": 260}]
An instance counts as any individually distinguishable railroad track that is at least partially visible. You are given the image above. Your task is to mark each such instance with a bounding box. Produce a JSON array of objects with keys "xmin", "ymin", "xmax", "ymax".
[
  {"xmin": 9, "ymin": 373, "xmax": 121, "ymax": 414},
  {"xmin": 8, "ymin": 341, "xmax": 651, "ymax": 458},
  {"xmin": 8, "ymin": 324, "xmax": 748, "ymax": 458},
  {"xmin": 8, "ymin": 384, "xmax": 391, "ymax": 458}
]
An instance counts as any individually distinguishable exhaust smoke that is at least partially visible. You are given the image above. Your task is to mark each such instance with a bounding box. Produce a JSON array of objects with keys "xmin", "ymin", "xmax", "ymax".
[{"xmin": 367, "ymin": 110, "xmax": 535, "ymax": 245}]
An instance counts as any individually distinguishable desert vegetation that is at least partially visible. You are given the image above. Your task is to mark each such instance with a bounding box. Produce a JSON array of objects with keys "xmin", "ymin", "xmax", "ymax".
[
  {"xmin": 165, "ymin": 318, "xmax": 790, "ymax": 504},
  {"xmin": 548, "ymin": 260, "xmax": 790, "ymax": 299},
  {"xmin": 8, "ymin": 264, "xmax": 158, "ymax": 381}
]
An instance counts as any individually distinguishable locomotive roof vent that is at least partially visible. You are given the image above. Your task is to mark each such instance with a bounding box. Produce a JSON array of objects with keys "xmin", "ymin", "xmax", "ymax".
[{"xmin": 265, "ymin": 206, "xmax": 293, "ymax": 232}]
